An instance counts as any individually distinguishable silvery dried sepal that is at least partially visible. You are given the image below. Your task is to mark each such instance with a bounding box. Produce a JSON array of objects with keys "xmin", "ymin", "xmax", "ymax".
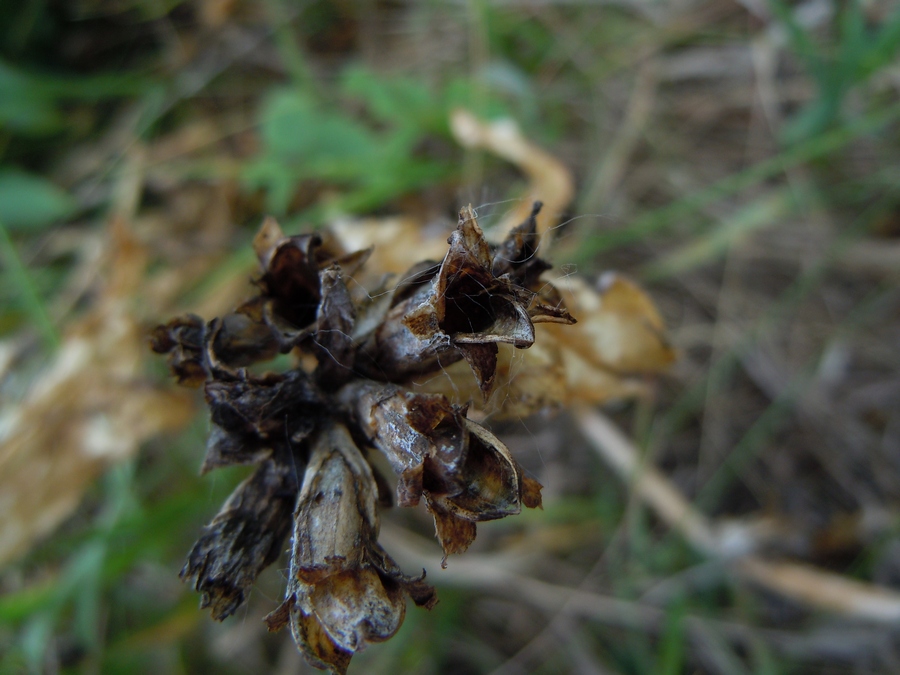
[{"xmin": 265, "ymin": 422, "xmax": 436, "ymax": 674}]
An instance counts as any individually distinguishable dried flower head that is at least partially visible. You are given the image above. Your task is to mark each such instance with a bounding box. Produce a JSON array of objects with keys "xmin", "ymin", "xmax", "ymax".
[{"xmin": 152, "ymin": 204, "xmax": 573, "ymax": 673}]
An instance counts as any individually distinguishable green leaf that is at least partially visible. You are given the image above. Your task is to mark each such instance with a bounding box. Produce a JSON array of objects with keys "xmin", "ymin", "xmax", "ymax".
[
  {"xmin": 0, "ymin": 61, "xmax": 62, "ymax": 135},
  {"xmin": 258, "ymin": 88, "xmax": 378, "ymax": 168},
  {"xmin": 341, "ymin": 66, "xmax": 441, "ymax": 132},
  {"xmin": 0, "ymin": 170, "xmax": 77, "ymax": 231},
  {"xmin": 0, "ymin": 59, "xmax": 151, "ymax": 137}
]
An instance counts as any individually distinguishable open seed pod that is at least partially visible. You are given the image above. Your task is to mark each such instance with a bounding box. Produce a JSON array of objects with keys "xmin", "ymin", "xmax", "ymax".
[
  {"xmin": 355, "ymin": 204, "xmax": 575, "ymax": 400},
  {"xmin": 264, "ymin": 422, "xmax": 436, "ymax": 674},
  {"xmin": 338, "ymin": 380, "xmax": 543, "ymax": 559}
]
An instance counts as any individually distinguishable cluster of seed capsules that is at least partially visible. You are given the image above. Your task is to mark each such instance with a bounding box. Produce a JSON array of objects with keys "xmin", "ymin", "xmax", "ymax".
[{"xmin": 151, "ymin": 203, "xmax": 575, "ymax": 673}]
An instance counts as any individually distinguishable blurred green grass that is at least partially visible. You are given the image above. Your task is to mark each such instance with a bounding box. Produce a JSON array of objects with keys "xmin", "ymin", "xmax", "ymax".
[{"xmin": 2, "ymin": 1, "xmax": 900, "ymax": 673}]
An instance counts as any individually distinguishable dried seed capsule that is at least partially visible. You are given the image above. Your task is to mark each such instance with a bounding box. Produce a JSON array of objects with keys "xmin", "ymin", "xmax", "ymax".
[
  {"xmin": 355, "ymin": 206, "xmax": 555, "ymax": 400},
  {"xmin": 150, "ymin": 309, "xmax": 281, "ymax": 385},
  {"xmin": 251, "ymin": 217, "xmax": 371, "ymax": 353},
  {"xmin": 265, "ymin": 421, "xmax": 435, "ymax": 673},
  {"xmin": 202, "ymin": 370, "xmax": 322, "ymax": 473},
  {"xmin": 338, "ymin": 379, "xmax": 542, "ymax": 560},
  {"xmin": 150, "ymin": 314, "xmax": 208, "ymax": 386}
]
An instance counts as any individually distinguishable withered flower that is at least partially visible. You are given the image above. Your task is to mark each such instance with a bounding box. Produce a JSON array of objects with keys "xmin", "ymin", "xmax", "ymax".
[
  {"xmin": 153, "ymin": 205, "xmax": 572, "ymax": 673},
  {"xmin": 202, "ymin": 369, "xmax": 322, "ymax": 473},
  {"xmin": 265, "ymin": 422, "xmax": 436, "ymax": 674},
  {"xmin": 339, "ymin": 379, "xmax": 542, "ymax": 560},
  {"xmin": 355, "ymin": 204, "xmax": 575, "ymax": 399},
  {"xmin": 150, "ymin": 314, "xmax": 208, "ymax": 386},
  {"xmin": 181, "ymin": 459, "xmax": 299, "ymax": 620},
  {"xmin": 250, "ymin": 216, "xmax": 370, "ymax": 354},
  {"xmin": 150, "ymin": 310, "xmax": 282, "ymax": 384}
]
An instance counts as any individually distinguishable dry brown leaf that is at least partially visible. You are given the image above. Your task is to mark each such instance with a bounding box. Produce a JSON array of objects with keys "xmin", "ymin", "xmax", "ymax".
[{"xmin": 0, "ymin": 218, "xmax": 195, "ymax": 565}]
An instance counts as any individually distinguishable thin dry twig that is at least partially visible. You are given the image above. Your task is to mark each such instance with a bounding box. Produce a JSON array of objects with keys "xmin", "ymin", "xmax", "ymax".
[
  {"xmin": 379, "ymin": 524, "xmax": 890, "ymax": 665},
  {"xmin": 575, "ymin": 407, "xmax": 900, "ymax": 623}
]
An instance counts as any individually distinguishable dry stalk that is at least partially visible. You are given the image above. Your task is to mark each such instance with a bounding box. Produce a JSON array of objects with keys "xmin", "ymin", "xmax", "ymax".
[{"xmin": 575, "ymin": 407, "xmax": 900, "ymax": 623}]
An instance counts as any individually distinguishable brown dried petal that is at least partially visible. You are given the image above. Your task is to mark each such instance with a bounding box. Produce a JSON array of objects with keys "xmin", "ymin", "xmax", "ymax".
[
  {"xmin": 521, "ymin": 475, "xmax": 544, "ymax": 509},
  {"xmin": 180, "ymin": 460, "xmax": 298, "ymax": 620},
  {"xmin": 428, "ymin": 500, "xmax": 478, "ymax": 563},
  {"xmin": 457, "ymin": 342, "xmax": 498, "ymax": 401}
]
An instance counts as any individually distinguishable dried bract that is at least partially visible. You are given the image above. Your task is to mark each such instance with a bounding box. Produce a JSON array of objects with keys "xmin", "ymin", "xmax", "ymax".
[{"xmin": 181, "ymin": 459, "xmax": 299, "ymax": 620}]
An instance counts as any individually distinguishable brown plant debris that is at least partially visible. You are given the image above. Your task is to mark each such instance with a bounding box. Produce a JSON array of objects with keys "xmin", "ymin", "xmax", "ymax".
[
  {"xmin": 0, "ymin": 217, "xmax": 195, "ymax": 565},
  {"xmin": 154, "ymin": 205, "xmax": 663, "ymax": 672}
]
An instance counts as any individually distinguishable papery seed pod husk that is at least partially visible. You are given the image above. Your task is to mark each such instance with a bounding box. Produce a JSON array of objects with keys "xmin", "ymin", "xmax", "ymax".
[
  {"xmin": 150, "ymin": 309, "xmax": 283, "ymax": 386},
  {"xmin": 250, "ymin": 218, "xmax": 372, "ymax": 355},
  {"xmin": 207, "ymin": 311, "xmax": 280, "ymax": 368},
  {"xmin": 253, "ymin": 218, "xmax": 324, "ymax": 333},
  {"xmin": 202, "ymin": 370, "xmax": 322, "ymax": 473},
  {"xmin": 339, "ymin": 379, "xmax": 542, "ymax": 559},
  {"xmin": 180, "ymin": 459, "xmax": 299, "ymax": 620},
  {"xmin": 355, "ymin": 206, "xmax": 552, "ymax": 400},
  {"xmin": 265, "ymin": 421, "xmax": 435, "ymax": 673}
]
